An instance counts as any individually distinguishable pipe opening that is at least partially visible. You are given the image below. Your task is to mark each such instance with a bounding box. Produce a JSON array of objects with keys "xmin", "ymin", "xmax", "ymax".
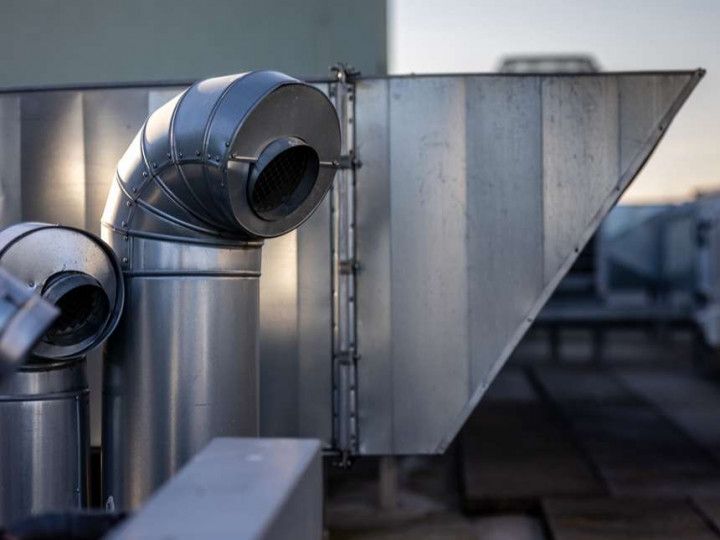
[
  {"xmin": 41, "ymin": 273, "xmax": 111, "ymax": 348},
  {"xmin": 248, "ymin": 139, "xmax": 319, "ymax": 221}
]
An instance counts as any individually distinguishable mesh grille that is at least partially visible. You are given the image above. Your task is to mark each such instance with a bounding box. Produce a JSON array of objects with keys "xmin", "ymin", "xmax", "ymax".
[{"xmin": 251, "ymin": 146, "xmax": 312, "ymax": 213}]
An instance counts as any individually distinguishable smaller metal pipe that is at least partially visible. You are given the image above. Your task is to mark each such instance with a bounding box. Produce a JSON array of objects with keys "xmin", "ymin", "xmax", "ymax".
[
  {"xmin": 0, "ymin": 360, "xmax": 89, "ymax": 527},
  {"xmin": 0, "ymin": 224, "xmax": 123, "ymax": 527}
]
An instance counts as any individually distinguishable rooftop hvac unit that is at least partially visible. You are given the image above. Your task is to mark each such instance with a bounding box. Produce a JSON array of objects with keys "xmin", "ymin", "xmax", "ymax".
[{"xmin": 0, "ymin": 67, "xmax": 704, "ymax": 510}]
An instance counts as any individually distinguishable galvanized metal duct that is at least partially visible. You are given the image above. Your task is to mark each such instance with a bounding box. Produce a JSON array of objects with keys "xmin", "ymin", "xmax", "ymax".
[
  {"xmin": 0, "ymin": 223, "xmax": 124, "ymax": 361},
  {"xmin": 0, "ymin": 223, "xmax": 124, "ymax": 526},
  {"xmin": 101, "ymin": 71, "xmax": 340, "ymax": 510},
  {"xmin": 102, "ymin": 71, "xmax": 339, "ymax": 244}
]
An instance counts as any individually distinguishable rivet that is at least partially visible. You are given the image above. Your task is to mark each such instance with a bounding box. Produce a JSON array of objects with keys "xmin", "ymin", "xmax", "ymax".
[
  {"xmin": 166, "ymin": 152, "xmax": 171, "ymax": 158},
  {"xmin": 121, "ymin": 257, "xmax": 128, "ymax": 264},
  {"xmin": 126, "ymin": 201, "xmax": 132, "ymax": 207},
  {"xmin": 225, "ymin": 141, "xmax": 230, "ymax": 147},
  {"xmin": 178, "ymin": 152, "xmax": 183, "ymax": 158},
  {"xmin": 132, "ymin": 187, "xmax": 137, "ymax": 193},
  {"xmin": 195, "ymin": 150, "xmax": 201, "ymax": 156},
  {"xmin": 28, "ymin": 280, "xmax": 34, "ymax": 288},
  {"xmin": 123, "ymin": 235, "xmax": 129, "ymax": 241},
  {"xmin": 152, "ymin": 162, "xmax": 157, "ymax": 168},
  {"xmin": 121, "ymin": 221, "xmax": 127, "ymax": 227},
  {"xmin": 142, "ymin": 171, "xmax": 148, "ymax": 178}
]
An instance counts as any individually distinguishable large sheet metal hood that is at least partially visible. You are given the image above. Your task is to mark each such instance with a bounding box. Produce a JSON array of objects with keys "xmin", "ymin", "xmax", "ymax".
[{"xmin": 259, "ymin": 70, "xmax": 704, "ymax": 454}]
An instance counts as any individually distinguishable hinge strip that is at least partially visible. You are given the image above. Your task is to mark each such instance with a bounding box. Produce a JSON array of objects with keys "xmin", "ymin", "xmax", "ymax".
[{"xmin": 330, "ymin": 64, "xmax": 360, "ymax": 466}]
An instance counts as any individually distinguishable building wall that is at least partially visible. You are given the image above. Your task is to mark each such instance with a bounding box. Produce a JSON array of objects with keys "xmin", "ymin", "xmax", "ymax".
[{"xmin": 0, "ymin": 0, "xmax": 386, "ymax": 88}]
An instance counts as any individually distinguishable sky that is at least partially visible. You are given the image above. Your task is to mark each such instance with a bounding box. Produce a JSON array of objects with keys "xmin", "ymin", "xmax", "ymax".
[{"xmin": 388, "ymin": 0, "xmax": 720, "ymax": 204}]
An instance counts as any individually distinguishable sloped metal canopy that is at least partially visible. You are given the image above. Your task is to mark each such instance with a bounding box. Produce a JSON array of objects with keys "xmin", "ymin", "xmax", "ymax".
[{"xmin": 259, "ymin": 70, "xmax": 704, "ymax": 454}]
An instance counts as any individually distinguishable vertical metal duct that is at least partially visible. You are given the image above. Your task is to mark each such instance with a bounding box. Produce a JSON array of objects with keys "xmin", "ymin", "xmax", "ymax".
[
  {"xmin": 0, "ymin": 223, "xmax": 124, "ymax": 527},
  {"xmin": 101, "ymin": 71, "xmax": 340, "ymax": 509}
]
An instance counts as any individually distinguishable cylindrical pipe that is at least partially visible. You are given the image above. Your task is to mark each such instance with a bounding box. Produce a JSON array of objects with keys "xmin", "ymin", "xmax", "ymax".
[
  {"xmin": 0, "ymin": 224, "xmax": 124, "ymax": 527},
  {"xmin": 0, "ymin": 360, "xmax": 88, "ymax": 527},
  {"xmin": 101, "ymin": 71, "xmax": 340, "ymax": 509},
  {"xmin": 102, "ymin": 239, "xmax": 262, "ymax": 507}
]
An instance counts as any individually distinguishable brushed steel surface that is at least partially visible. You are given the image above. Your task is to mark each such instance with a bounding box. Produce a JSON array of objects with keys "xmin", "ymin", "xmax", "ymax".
[
  {"xmin": 542, "ymin": 76, "xmax": 619, "ymax": 281},
  {"xmin": 354, "ymin": 78, "xmax": 393, "ymax": 453},
  {"xmin": 619, "ymin": 74, "xmax": 694, "ymax": 174},
  {"xmin": 103, "ymin": 264, "xmax": 260, "ymax": 510},
  {"xmin": 0, "ymin": 360, "xmax": 89, "ymax": 527},
  {"xmin": 83, "ymin": 89, "xmax": 149, "ymax": 236},
  {"xmin": 279, "ymin": 71, "xmax": 701, "ymax": 454},
  {"xmin": 0, "ymin": 96, "xmax": 21, "ymax": 227},
  {"xmin": 108, "ymin": 438, "xmax": 322, "ymax": 540},
  {"xmin": 389, "ymin": 77, "xmax": 470, "ymax": 452},
  {"xmin": 464, "ymin": 76, "xmax": 544, "ymax": 389},
  {"xmin": 297, "ymin": 196, "xmax": 333, "ymax": 442},
  {"xmin": 251, "ymin": 71, "xmax": 703, "ymax": 454},
  {"xmin": 20, "ymin": 92, "xmax": 85, "ymax": 229},
  {"xmin": 259, "ymin": 231, "xmax": 299, "ymax": 436}
]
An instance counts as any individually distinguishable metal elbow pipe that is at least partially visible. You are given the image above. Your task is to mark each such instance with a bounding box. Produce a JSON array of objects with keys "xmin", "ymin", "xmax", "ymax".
[
  {"xmin": 101, "ymin": 70, "xmax": 339, "ymax": 244},
  {"xmin": 0, "ymin": 223, "xmax": 124, "ymax": 526},
  {"xmin": 101, "ymin": 71, "xmax": 340, "ymax": 509}
]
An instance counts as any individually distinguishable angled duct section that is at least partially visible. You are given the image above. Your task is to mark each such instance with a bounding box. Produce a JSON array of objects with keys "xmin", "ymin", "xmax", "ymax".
[
  {"xmin": 101, "ymin": 71, "xmax": 340, "ymax": 510},
  {"xmin": 0, "ymin": 223, "xmax": 124, "ymax": 526},
  {"xmin": 102, "ymin": 71, "xmax": 339, "ymax": 244}
]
